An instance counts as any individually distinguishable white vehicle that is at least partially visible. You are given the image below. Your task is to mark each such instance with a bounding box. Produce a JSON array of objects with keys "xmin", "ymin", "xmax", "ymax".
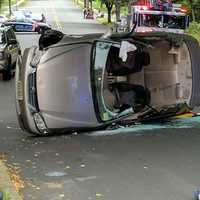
[
  {"xmin": 12, "ymin": 10, "xmax": 46, "ymax": 23},
  {"xmin": 131, "ymin": 1, "xmax": 189, "ymax": 33},
  {"xmin": 0, "ymin": 15, "xmax": 8, "ymax": 24}
]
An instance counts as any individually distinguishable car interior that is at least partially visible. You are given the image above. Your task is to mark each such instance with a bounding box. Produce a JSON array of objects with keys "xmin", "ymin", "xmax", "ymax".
[{"xmin": 99, "ymin": 39, "xmax": 192, "ymax": 120}]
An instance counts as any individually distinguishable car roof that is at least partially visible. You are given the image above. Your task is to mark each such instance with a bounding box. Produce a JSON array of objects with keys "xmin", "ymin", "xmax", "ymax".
[
  {"xmin": 49, "ymin": 33, "xmax": 103, "ymax": 48},
  {"xmin": 48, "ymin": 31, "xmax": 191, "ymax": 50},
  {"xmin": 61, "ymin": 31, "xmax": 186, "ymax": 43}
]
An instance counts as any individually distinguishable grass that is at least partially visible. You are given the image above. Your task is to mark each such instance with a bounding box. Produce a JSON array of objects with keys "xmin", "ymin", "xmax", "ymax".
[
  {"xmin": 0, "ymin": 0, "xmax": 29, "ymax": 15},
  {"xmin": 74, "ymin": 0, "xmax": 128, "ymax": 24},
  {"xmin": 3, "ymin": 192, "xmax": 10, "ymax": 200},
  {"xmin": 187, "ymin": 22, "xmax": 200, "ymax": 42},
  {"xmin": 18, "ymin": 0, "xmax": 29, "ymax": 8},
  {"xmin": 0, "ymin": 191, "xmax": 10, "ymax": 200},
  {"xmin": 0, "ymin": 0, "xmax": 17, "ymax": 13}
]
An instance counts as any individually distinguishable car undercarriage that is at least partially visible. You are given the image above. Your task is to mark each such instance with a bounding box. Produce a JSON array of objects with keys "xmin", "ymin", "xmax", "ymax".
[{"xmin": 15, "ymin": 30, "xmax": 200, "ymax": 135}]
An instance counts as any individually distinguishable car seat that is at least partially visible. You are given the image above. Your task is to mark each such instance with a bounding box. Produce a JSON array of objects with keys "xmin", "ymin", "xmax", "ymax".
[
  {"xmin": 106, "ymin": 45, "xmax": 150, "ymax": 76},
  {"xmin": 110, "ymin": 82, "xmax": 151, "ymax": 112}
]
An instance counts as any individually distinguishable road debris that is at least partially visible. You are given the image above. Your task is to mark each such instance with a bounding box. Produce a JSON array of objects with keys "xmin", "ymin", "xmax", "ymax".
[
  {"xmin": 72, "ymin": 132, "xmax": 78, "ymax": 135},
  {"xmin": 59, "ymin": 194, "xmax": 65, "ymax": 198},
  {"xmin": 143, "ymin": 166, "xmax": 149, "ymax": 170},
  {"xmin": 45, "ymin": 171, "xmax": 67, "ymax": 177},
  {"xmin": 6, "ymin": 125, "xmax": 20, "ymax": 130},
  {"xmin": 80, "ymin": 164, "xmax": 85, "ymax": 168},
  {"xmin": 95, "ymin": 193, "xmax": 103, "ymax": 198},
  {"xmin": 8, "ymin": 165, "xmax": 24, "ymax": 193},
  {"xmin": 74, "ymin": 176, "xmax": 97, "ymax": 182},
  {"xmin": 45, "ymin": 182, "xmax": 63, "ymax": 189}
]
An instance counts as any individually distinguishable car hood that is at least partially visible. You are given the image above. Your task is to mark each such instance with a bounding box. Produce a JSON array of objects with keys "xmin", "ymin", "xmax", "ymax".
[{"xmin": 36, "ymin": 43, "xmax": 98, "ymax": 129}]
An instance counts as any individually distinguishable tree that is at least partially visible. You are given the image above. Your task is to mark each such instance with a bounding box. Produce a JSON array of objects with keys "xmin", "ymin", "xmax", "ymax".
[
  {"xmin": 8, "ymin": 0, "xmax": 11, "ymax": 16},
  {"xmin": 174, "ymin": 0, "xmax": 200, "ymax": 21},
  {"xmin": 100, "ymin": 0, "xmax": 114, "ymax": 23},
  {"xmin": 115, "ymin": 0, "xmax": 121, "ymax": 22},
  {"xmin": 0, "ymin": 0, "xmax": 4, "ymax": 12}
]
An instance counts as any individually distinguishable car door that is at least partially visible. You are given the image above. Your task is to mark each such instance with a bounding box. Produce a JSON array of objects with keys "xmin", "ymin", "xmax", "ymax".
[{"xmin": 14, "ymin": 21, "xmax": 33, "ymax": 32}]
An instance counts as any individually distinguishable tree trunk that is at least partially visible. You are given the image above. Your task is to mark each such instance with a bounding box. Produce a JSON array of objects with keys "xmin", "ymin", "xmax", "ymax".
[
  {"xmin": 90, "ymin": 0, "xmax": 92, "ymax": 9},
  {"xmin": 107, "ymin": 7, "xmax": 112, "ymax": 23},
  {"xmin": 8, "ymin": 0, "xmax": 12, "ymax": 16},
  {"xmin": 188, "ymin": 0, "xmax": 196, "ymax": 22},
  {"xmin": 191, "ymin": 7, "xmax": 196, "ymax": 22},
  {"xmin": 127, "ymin": 0, "xmax": 132, "ymax": 31},
  {"xmin": 115, "ymin": 0, "xmax": 121, "ymax": 22},
  {"xmin": 86, "ymin": 0, "xmax": 89, "ymax": 9}
]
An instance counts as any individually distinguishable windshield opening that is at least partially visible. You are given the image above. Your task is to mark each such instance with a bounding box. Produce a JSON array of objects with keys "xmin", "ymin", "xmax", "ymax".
[
  {"xmin": 139, "ymin": 14, "xmax": 162, "ymax": 27},
  {"xmin": 139, "ymin": 14, "xmax": 187, "ymax": 29},
  {"xmin": 163, "ymin": 15, "xmax": 186, "ymax": 29},
  {"xmin": 93, "ymin": 41, "xmax": 150, "ymax": 121}
]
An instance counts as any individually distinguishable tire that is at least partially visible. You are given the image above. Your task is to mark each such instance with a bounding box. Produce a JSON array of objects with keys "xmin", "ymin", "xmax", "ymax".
[
  {"xmin": 3, "ymin": 56, "xmax": 12, "ymax": 81},
  {"xmin": 3, "ymin": 69, "xmax": 12, "ymax": 81},
  {"xmin": 12, "ymin": 61, "xmax": 17, "ymax": 77}
]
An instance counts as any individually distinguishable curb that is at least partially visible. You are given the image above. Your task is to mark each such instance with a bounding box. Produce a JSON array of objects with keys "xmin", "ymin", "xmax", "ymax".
[{"xmin": 0, "ymin": 161, "xmax": 23, "ymax": 200}]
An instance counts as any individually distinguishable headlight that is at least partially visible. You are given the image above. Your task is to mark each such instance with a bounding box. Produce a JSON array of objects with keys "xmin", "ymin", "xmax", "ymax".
[
  {"xmin": 0, "ymin": 52, "xmax": 4, "ymax": 60},
  {"xmin": 33, "ymin": 113, "xmax": 48, "ymax": 134}
]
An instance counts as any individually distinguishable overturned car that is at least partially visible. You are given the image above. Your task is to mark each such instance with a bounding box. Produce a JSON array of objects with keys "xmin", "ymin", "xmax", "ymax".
[{"xmin": 15, "ymin": 30, "xmax": 200, "ymax": 135}]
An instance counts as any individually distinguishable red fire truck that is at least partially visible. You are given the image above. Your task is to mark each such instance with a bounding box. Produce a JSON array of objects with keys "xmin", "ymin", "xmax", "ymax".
[{"xmin": 130, "ymin": 0, "xmax": 189, "ymax": 33}]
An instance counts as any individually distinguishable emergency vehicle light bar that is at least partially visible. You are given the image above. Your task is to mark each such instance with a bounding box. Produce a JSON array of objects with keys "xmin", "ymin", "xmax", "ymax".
[{"xmin": 132, "ymin": 1, "xmax": 188, "ymax": 13}]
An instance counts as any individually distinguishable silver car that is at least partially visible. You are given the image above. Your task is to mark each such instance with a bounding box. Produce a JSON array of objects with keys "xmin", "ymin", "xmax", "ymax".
[{"xmin": 15, "ymin": 30, "xmax": 200, "ymax": 135}]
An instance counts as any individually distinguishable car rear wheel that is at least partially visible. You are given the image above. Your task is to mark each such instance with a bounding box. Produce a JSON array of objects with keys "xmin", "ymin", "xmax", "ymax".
[
  {"xmin": 3, "ymin": 69, "xmax": 12, "ymax": 81},
  {"xmin": 3, "ymin": 57, "xmax": 12, "ymax": 81}
]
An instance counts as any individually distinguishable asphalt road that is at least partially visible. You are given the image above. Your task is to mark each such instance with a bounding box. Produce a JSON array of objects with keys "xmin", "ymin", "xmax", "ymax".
[{"xmin": 0, "ymin": 0, "xmax": 200, "ymax": 200}]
